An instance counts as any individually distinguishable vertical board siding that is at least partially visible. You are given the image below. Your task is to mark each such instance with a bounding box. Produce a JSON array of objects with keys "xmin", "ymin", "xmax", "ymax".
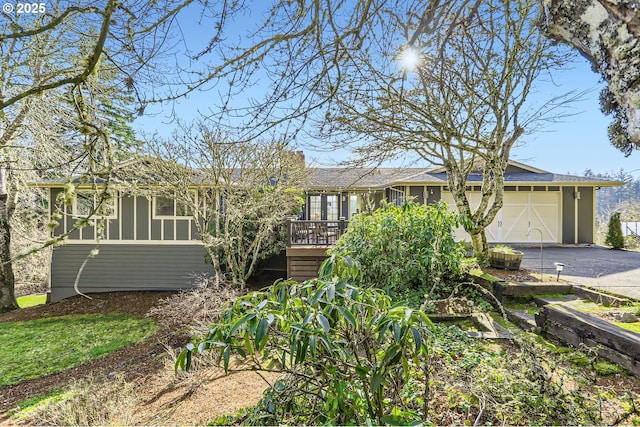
[
  {"xmin": 108, "ymin": 218, "xmax": 119, "ymax": 240},
  {"xmin": 578, "ymin": 186, "xmax": 594, "ymax": 244},
  {"xmin": 176, "ymin": 220, "xmax": 190, "ymax": 240},
  {"xmin": 151, "ymin": 219, "xmax": 162, "ymax": 240},
  {"xmin": 136, "ymin": 197, "xmax": 149, "ymax": 240},
  {"xmin": 49, "ymin": 244, "xmax": 215, "ymax": 301},
  {"xmin": 82, "ymin": 223, "xmax": 95, "ymax": 241},
  {"xmin": 191, "ymin": 220, "xmax": 200, "ymax": 240},
  {"xmin": 121, "ymin": 196, "xmax": 135, "ymax": 239},
  {"xmin": 562, "ymin": 187, "xmax": 575, "ymax": 244},
  {"xmin": 163, "ymin": 220, "xmax": 174, "ymax": 240}
]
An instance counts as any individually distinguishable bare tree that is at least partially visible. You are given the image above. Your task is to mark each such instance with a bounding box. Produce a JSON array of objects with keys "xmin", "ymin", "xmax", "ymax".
[
  {"xmin": 138, "ymin": 122, "xmax": 306, "ymax": 288},
  {"xmin": 197, "ymin": 0, "xmax": 638, "ymax": 157},
  {"xmin": 542, "ymin": 0, "xmax": 640, "ymax": 155},
  {"xmin": 0, "ymin": 0, "xmax": 218, "ymax": 311},
  {"xmin": 320, "ymin": 0, "xmax": 575, "ymax": 257}
]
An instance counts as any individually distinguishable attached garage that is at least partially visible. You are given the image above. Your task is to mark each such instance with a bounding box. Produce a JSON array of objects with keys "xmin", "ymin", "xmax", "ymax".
[{"xmin": 441, "ymin": 187, "xmax": 561, "ymax": 244}]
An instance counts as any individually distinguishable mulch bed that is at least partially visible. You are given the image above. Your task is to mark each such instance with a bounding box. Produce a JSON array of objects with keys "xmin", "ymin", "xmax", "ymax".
[{"xmin": 482, "ymin": 266, "xmax": 556, "ymax": 283}]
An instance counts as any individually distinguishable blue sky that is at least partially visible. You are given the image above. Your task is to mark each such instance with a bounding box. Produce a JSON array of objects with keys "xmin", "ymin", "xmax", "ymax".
[
  {"xmin": 508, "ymin": 57, "xmax": 640, "ymax": 179},
  {"xmin": 134, "ymin": 7, "xmax": 640, "ymax": 180}
]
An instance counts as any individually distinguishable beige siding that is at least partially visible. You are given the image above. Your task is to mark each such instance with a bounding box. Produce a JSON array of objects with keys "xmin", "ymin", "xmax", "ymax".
[{"xmin": 441, "ymin": 189, "xmax": 560, "ymax": 243}]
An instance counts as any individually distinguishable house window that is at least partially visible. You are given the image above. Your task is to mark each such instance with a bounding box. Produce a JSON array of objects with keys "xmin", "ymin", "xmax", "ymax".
[
  {"xmin": 153, "ymin": 193, "xmax": 194, "ymax": 218},
  {"xmin": 349, "ymin": 192, "xmax": 377, "ymax": 216},
  {"xmin": 307, "ymin": 194, "xmax": 340, "ymax": 220},
  {"xmin": 308, "ymin": 195, "xmax": 321, "ymax": 220},
  {"xmin": 349, "ymin": 195, "xmax": 359, "ymax": 218},
  {"xmin": 73, "ymin": 191, "xmax": 117, "ymax": 218},
  {"xmin": 326, "ymin": 195, "xmax": 338, "ymax": 221}
]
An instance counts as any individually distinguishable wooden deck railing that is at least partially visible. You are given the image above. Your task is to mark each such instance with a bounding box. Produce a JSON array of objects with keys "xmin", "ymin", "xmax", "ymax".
[{"xmin": 288, "ymin": 219, "xmax": 349, "ymax": 246}]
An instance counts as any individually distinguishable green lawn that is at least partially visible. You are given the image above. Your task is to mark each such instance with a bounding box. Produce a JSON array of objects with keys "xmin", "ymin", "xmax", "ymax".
[
  {"xmin": 0, "ymin": 313, "xmax": 157, "ymax": 387},
  {"xmin": 17, "ymin": 294, "xmax": 47, "ymax": 308}
]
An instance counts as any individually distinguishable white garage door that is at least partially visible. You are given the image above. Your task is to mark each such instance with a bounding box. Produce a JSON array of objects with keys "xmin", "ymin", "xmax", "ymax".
[{"xmin": 442, "ymin": 191, "xmax": 560, "ymax": 243}]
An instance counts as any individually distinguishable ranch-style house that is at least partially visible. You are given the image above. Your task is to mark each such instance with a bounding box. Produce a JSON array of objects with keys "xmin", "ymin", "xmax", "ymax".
[{"xmin": 33, "ymin": 159, "xmax": 622, "ymax": 301}]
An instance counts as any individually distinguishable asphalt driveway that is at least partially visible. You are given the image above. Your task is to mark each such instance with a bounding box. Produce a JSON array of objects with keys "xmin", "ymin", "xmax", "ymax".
[{"xmin": 513, "ymin": 245, "xmax": 640, "ymax": 300}]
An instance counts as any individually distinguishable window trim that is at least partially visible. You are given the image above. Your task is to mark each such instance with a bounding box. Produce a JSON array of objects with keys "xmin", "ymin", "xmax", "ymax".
[
  {"xmin": 72, "ymin": 190, "xmax": 118, "ymax": 219},
  {"xmin": 152, "ymin": 192, "xmax": 196, "ymax": 219}
]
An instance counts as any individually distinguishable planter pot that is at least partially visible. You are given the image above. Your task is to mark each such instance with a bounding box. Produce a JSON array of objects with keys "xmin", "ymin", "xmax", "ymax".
[{"xmin": 489, "ymin": 250, "xmax": 523, "ymax": 270}]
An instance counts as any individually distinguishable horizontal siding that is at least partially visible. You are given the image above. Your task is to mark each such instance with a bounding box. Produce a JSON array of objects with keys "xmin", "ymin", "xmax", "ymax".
[{"xmin": 50, "ymin": 244, "xmax": 215, "ymax": 301}]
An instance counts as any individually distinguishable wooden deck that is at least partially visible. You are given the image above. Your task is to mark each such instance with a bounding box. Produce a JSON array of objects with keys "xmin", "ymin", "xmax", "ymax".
[
  {"xmin": 285, "ymin": 220, "xmax": 348, "ymax": 281},
  {"xmin": 288, "ymin": 219, "xmax": 348, "ymax": 246}
]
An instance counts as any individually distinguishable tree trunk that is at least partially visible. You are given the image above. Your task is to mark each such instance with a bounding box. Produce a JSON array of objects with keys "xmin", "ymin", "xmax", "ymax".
[
  {"xmin": 470, "ymin": 229, "xmax": 489, "ymax": 261},
  {"xmin": 0, "ymin": 175, "xmax": 17, "ymax": 312}
]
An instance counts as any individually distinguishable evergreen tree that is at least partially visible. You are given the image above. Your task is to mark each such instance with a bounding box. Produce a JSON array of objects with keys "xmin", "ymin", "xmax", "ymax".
[{"xmin": 605, "ymin": 212, "xmax": 625, "ymax": 249}]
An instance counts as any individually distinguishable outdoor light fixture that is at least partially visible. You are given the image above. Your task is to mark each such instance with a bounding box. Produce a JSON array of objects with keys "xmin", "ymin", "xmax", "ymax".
[{"xmin": 554, "ymin": 262, "xmax": 565, "ymax": 281}]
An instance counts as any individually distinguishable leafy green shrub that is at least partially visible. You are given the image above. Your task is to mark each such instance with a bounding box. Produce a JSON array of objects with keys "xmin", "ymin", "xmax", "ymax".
[
  {"xmin": 605, "ymin": 212, "xmax": 625, "ymax": 249},
  {"xmin": 625, "ymin": 234, "xmax": 640, "ymax": 250},
  {"xmin": 329, "ymin": 201, "xmax": 468, "ymax": 306},
  {"xmin": 177, "ymin": 256, "xmax": 434, "ymax": 425}
]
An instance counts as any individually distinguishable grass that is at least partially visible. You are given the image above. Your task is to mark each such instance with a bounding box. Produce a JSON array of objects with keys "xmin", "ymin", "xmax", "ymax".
[
  {"xmin": 17, "ymin": 294, "xmax": 47, "ymax": 308},
  {"xmin": 503, "ymin": 301, "xmax": 540, "ymax": 316},
  {"xmin": 572, "ymin": 299, "xmax": 640, "ymax": 314},
  {"xmin": 10, "ymin": 389, "xmax": 72, "ymax": 419},
  {"xmin": 612, "ymin": 321, "xmax": 640, "ymax": 334},
  {"xmin": 0, "ymin": 313, "xmax": 157, "ymax": 387}
]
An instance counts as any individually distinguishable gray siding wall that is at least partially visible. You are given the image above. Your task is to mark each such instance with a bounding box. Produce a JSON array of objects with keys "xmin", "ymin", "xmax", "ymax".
[
  {"xmin": 122, "ymin": 196, "xmax": 135, "ymax": 239},
  {"xmin": 108, "ymin": 218, "xmax": 120, "ymax": 240},
  {"xmin": 136, "ymin": 197, "xmax": 149, "ymax": 240},
  {"xmin": 561, "ymin": 187, "xmax": 595, "ymax": 244},
  {"xmin": 562, "ymin": 187, "xmax": 575, "ymax": 244},
  {"xmin": 577, "ymin": 186, "xmax": 594, "ymax": 244},
  {"xmin": 50, "ymin": 244, "xmax": 215, "ymax": 301},
  {"xmin": 49, "ymin": 191, "xmax": 201, "ymax": 242}
]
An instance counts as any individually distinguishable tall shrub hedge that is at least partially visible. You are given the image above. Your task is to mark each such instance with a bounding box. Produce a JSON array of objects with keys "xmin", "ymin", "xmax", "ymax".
[{"xmin": 329, "ymin": 202, "xmax": 467, "ymax": 305}]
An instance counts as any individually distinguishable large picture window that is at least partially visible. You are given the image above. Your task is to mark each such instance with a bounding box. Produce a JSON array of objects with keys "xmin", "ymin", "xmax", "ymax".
[
  {"xmin": 73, "ymin": 191, "xmax": 117, "ymax": 218},
  {"xmin": 153, "ymin": 193, "xmax": 194, "ymax": 218}
]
